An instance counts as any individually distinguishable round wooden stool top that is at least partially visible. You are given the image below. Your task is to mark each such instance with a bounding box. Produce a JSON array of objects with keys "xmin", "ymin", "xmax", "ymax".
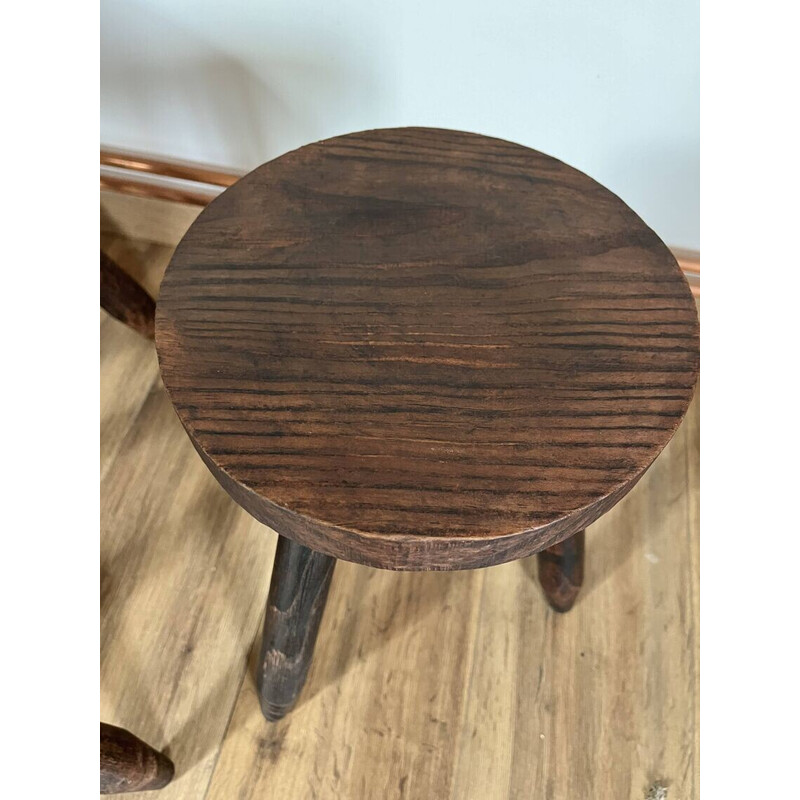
[{"xmin": 156, "ymin": 127, "xmax": 699, "ymax": 571}]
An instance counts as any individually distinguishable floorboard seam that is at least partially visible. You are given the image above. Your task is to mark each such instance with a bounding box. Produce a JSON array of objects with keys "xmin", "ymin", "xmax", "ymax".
[
  {"xmin": 448, "ymin": 568, "xmax": 488, "ymax": 800},
  {"xmin": 200, "ymin": 634, "xmax": 261, "ymax": 800}
]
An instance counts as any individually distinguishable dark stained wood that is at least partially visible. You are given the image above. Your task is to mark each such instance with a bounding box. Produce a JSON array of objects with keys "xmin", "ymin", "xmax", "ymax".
[
  {"xmin": 258, "ymin": 536, "xmax": 335, "ymax": 721},
  {"xmin": 156, "ymin": 127, "xmax": 699, "ymax": 571},
  {"xmin": 537, "ymin": 529, "xmax": 585, "ymax": 612},
  {"xmin": 100, "ymin": 722, "xmax": 174, "ymax": 794},
  {"xmin": 101, "ymin": 250, "xmax": 157, "ymax": 339}
]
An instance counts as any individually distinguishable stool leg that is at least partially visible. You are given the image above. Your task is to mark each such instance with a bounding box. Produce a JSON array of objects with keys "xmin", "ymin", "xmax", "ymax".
[
  {"xmin": 537, "ymin": 530, "xmax": 585, "ymax": 613},
  {"xmin": 100, "ymin": 723, "xmax": 174, "ymax": 794},
  {"xmin": 100, "ymin": 250, "xmax": 156, "ymax": 339},
  {"xmin": 258, "ymin": 536, "xmax": 336, "ymax": 721}
]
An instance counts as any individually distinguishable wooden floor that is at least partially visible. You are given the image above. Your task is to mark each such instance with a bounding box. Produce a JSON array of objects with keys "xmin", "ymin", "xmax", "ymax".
[{"xmin": 100, "ymin": 192, "xmax": 699, "ymax": 800}]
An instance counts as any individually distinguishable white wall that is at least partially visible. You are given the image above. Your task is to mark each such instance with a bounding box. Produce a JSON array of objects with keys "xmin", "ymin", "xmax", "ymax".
[{"xmin": 101, "ymin": 0, "xmax": 699, "ymax": 249}]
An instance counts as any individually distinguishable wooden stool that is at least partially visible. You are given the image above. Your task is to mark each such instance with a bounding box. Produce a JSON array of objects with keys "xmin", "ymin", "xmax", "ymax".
[{"xmin": 155, "ymin": 128, "xmax": 699, "ymax": 722}]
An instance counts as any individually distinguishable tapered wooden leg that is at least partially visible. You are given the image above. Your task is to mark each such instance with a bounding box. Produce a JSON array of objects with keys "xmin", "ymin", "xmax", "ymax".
[
  {"xmin": 100, "ymin": 723, "xmax": 174, "ymax": 794},
  {"xmin": 100, "ymin": 250, "xmax": 156, "ymax": 339},
  {"xmin": 258, "ymin": 536, "xmax": 336, "ymax": 721},
  {"xmin": 537, "ymin": 530, "xmax": 585, "ymax": 613}
]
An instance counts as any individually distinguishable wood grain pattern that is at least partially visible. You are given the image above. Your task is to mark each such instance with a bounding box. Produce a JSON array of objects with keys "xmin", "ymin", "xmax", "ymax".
[
  {"xmin": 537, "ymin": 529, "xmax": 585, "ymax": 612},
  {"xmin": 101, "ymin": 250, "xmax": 157, "ymax": 339},
  {"xmin": 258, "ymin": 536, "xmax": 335, "ymax": 721},
  {"xmin": 101, "ymin": 191, "xmax": 699, "ymax": 800},
  {"xmin": 156, "ymin": 127, "xmax": 698, "ymax": 570},
  {"xmin": 100, "ymin": 723, "xmax": 174, "ymax": 794}
]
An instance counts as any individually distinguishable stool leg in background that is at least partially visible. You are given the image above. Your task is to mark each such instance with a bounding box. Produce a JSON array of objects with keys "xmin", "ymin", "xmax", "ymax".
[
  {"xmin": 100, "ymin": 723, "xmax": 174, "ymax": 794},
  {"xmin": 100, "ymin": 250, "xmax": 156, "ymax": 339},
  {"xmin": 537, "ymin": 530, "xmax": 585, "ymax": 613}
]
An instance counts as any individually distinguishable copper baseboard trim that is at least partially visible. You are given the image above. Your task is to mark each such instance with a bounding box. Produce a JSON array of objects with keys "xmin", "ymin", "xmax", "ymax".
[
  {"xmin": 674, "ymin": 253, "xmax": 700, "ymax": 297},
  {"xmin": 100, "ymin": 148, "xmax": 700, "ymax": 295},
  {"xmin": 101, "ymin": 148, "xmax": 242, "ymax": 188},
  {"xmin": 100, "ymin": 174, "xmax": 218, "ymax": 207}
]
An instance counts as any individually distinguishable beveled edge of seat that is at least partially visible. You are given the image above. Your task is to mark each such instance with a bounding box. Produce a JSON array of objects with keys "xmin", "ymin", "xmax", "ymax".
[{"xmin": 181, "ymin": 418, "xmax": 665, "ymax": 571}]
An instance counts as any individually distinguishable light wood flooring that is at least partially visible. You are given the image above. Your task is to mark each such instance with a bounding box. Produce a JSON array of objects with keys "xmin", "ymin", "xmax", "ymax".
[{"xmin": 100, "ymin": 191, "xmax": 699, "ymax": 800}]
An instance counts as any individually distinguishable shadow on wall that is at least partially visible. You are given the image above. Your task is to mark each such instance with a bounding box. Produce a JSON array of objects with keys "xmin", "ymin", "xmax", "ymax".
[{"xmin": 101, "ymin": 0, "xmax": 390, "ymax": 170}]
